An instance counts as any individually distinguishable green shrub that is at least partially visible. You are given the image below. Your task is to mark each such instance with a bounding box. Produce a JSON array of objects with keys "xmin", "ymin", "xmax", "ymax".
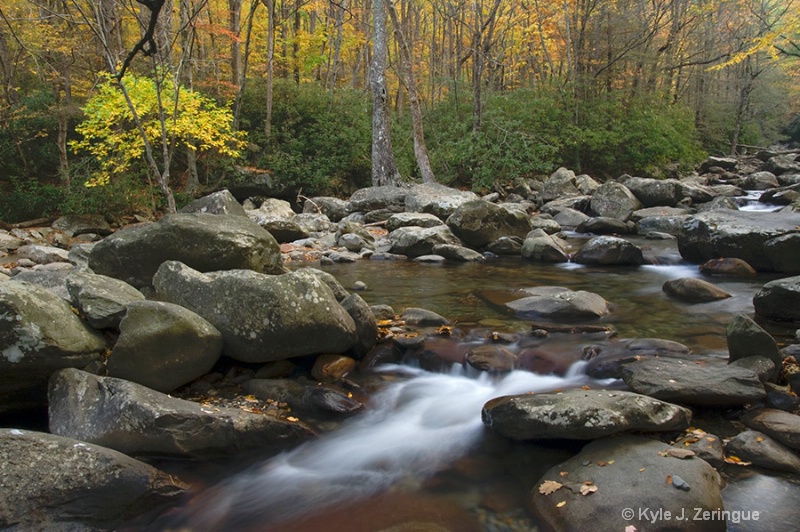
[{"xmin": 0, "ymin": 177, "xmax": 64, "ymax": 223}]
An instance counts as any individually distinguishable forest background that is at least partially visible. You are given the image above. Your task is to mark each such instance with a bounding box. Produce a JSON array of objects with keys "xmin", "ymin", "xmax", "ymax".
[{"xmin": 1, "ymin": 0, "xmax": 799, "ymax": 222}]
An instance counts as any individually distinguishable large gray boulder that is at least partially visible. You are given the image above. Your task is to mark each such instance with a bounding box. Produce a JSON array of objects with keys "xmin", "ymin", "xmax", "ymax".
[
  {"xmin": 340, "ymin": 293, "xmax": 378, "ymax": 358},
  {"xmin": 385, "ymin": 212, "xmax": 444, "ymax": 231},
  {"xmin": 107, "ymin": 301, "xmax": 223, "ymax": 393},
  {"xmin": 726, "ymin": 430, "xmax": 800, "ymax": 473},
  {"xmin": 179, "ymin": 189, "xmax": 246, "ymax": 216},
  {"xmin": 662, "ymin": 277, "xmax": 731, "ymax": 303},
  {"xmin": 623, "ymin": 176, "xmax": 684, "ymax": 207},
  {"xmin": 482, "ymin": 389, "xmax": 691, "ymax": 440},
  {"xmin": 529, "ymin": 435, "xmax": 724, "ymax": 532},
  {"xmin": 0, "ymin": 281, "xmax": 106, "ymax": 415},
  {"xmin": 446, "ymin": 200, "xmax": 532, "ymax": 249},
  {"xmin": 541, "ymin": 167, "xmax": 580, "ymax": 202},
  {"xmin": 573, "ymin": 236, "xmax": 644, "ymax": 266},
  {"xmin": 753, "ymin": 275, "xmax": 800, "ymax": 322},
  {"xmin": 49, "ymin": 369, "xmax": 313, "ymax": 460},
  {"xmin": 404, "ymin": 183, "xmax": 479, "ymax": 219},
  {"xmin": 505, "ymin": 286, "xmax": 609, "ymax": 320},
  {"xmin": 388, "ymin": 225, "xmax": 461, "ymax": 257},
  {"xmin": 11, "ymin": 268, "xmax": 72, "ymax": 300},
  {"xmin": 0, "ymin": 428, "xmax": 187, "ymax": 530},
  {"xmin": 348, "ymin": 186, "xmax": 408, "ymax": 212},
  {"xmin": 66, "ymin": 271, "xmax": 145, "ymax": 329},
  {"xmin": 89, "ymin": 213, "xmax": 284, "ymax": 288},
  {"xmin": 153, "ymin": 262, "xmax": 357, "ymax": 363},
  {"xmin": 590, "ymin": 181, "xmax": 642, "ymax": 220},
  {"xmin": 52, "ymin": 214, "xmax": 112, "ymax": 237},
  {"xmin": 302, "ymin": 196, "xmax": 348, "ymax": 222},
  {"xmin": 520, "ymin": 230, "xmax": 570, "ymax": 262},
  {"xmin": 622, "ymin": 357, "xmax": 765, "ymax": 406},
  {"xmin": 726, "ymin": 314, "xmax": 781, "ymax": 365},
  {"xmin": 678, "ymin": 210, "xmax": 800, "ymax": 272}
]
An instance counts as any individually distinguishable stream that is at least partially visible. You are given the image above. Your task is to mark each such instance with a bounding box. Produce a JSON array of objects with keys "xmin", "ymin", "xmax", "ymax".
[{"xmin": 149, "ymin": 219, "xmax": 799, "ymax": 530}]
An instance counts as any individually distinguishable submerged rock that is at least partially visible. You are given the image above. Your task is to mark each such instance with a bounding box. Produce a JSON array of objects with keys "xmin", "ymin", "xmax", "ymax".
[
  {"xmin": 662, "ymin": 277, "xmax": 731, "ymax": 303},
  {"xmin": 505, "ymin": 286, "xmax": 609, "ymax": 320}
]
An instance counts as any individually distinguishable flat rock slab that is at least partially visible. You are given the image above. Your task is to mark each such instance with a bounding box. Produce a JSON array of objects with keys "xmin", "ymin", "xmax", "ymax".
[
  {"xmin": 482, "ymin": 389, "xmax": 691, "ymax": 440},
  {"xmin": 725, "ymin": 430, "xmax": 800, "ymax": 474},
  {"xmin": 622, "ymin": 357, "xmax": 765, "ymax": 406},
  {"xmin": 743, "ymin": 409, "xmax": 800, "ymax": 450},
  {"xmin": 529, "ymin": 435, "xmax": 724, "ymax": 532},
  {"xmin": 505, "ymin": 286, "xmax": 609, "ymax": 320},
  {"xmin": 0, "ymin": 428, "xmax": 186, "ymax": 530}
]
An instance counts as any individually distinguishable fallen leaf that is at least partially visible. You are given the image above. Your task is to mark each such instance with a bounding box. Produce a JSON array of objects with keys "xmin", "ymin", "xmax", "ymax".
[
  {"xmin": 243, "ymin": 395, "xmax": 259, "ymax": 403},
  {"xmin": 724, "ymin": 455, "xmax": 752, "ymax": 466},
  {"xmin": 580, "ymin": 484, "xmax": 598, "ymax": 496},
  {"xmin": 596, "ymin": 460, "xmax": 608, "ymax": 467},
  {"xmin": 666, "ymin": 475, "xmax": 673, "ymax": 485},
  {"xmin": 626, "ymin": 526, "xmax": 638, "ymax": 532},
  {"xmin": 539, "ymin": 480, "xmax": 563, "ymax": 495},
  {"xmin": 559, "ymin": 471, "xmax": 569, "ymax": 477},
  {"xmin": 286, "ymin": 416, "xmax": 299, "ymax": 422},
  {"xmin": 607, "ymin": 460, "xmax": 615, "ymax": 465},
  {"xmin": 756, "ymin": 437, "xmax": 764, "ymax": 442},
  {"xmin": 556, "ymin": 500, "xmax": 567, "ymax": 508},
  {"xmin": 662, "ymin": 448, "xmax": 696, "ymax": 459},
  {"xmin": 581, "ymin": 385, "xmax": 591, "ymax": 390},
  {"xmin": 639, "ymin": 468, "xmax": 646, "ymax": 472}
]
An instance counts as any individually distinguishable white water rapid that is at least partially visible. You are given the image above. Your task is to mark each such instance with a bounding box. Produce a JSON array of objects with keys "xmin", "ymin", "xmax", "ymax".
[{"xmin": 169, "ymin": 363, "xmax": 606, "ymax": 530}]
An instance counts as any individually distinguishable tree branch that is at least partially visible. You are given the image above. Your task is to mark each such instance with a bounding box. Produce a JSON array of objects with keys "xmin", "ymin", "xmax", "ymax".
[{"xmin": 117, "ymin": 0, "xmax": 165, "ymax": 80}]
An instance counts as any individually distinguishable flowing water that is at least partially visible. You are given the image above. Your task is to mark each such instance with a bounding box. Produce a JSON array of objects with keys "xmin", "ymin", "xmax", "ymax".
[{"xmin": 150, "ymin": 230, "xmax": 799, "ymax": 531}]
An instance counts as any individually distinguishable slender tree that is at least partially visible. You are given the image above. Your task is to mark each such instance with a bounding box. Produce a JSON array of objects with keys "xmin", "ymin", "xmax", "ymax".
[{"xmin": 370, "ymin": 0, "xmax": 401, "ymax": 186}]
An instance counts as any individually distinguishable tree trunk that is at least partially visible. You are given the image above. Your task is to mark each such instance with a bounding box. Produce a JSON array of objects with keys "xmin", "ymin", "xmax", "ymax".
[
  {"xmin": 388, "ymin": 1, "xmax": 435, "ymax": 183},
  {"xmin": 370, "ymin": 0, "xmax": 401, "ymax": 186},
  {"xmin": 229, "ymin": 0, "xmax": 242, "ymax": 86},
  {"xmin": 262, "ymin": 0, "xmax": 276, "ymax": 138},
  {"xmin": 233, "ymin": 0, "xmax": 259, "ymax": 130}
]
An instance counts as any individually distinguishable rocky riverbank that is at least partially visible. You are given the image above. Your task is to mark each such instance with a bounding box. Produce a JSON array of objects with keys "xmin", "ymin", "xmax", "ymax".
[{"xmin": 1, "ymin": 153, "xmax": 800, "ymax": 530}]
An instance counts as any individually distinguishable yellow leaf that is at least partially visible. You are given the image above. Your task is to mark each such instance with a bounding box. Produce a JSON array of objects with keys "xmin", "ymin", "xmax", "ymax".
[
  {"xmin": 286, "ymin": 416, "xmax": 299, "ymax": 422},
  {"xmin": 243, "ymin": 395, "xmax": 258, "ymax": 403},
  {"xmin": 556, "ymin": 500, "xmax": 567, "ymax": 508}
]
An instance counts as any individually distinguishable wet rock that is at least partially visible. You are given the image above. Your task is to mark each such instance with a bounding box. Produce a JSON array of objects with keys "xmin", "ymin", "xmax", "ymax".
[
  {"xmin": 552, "ymin": 207, "xmax": 590, "ymax": 228},
  {"xmin": 726, "ymin": 314, "xmax": 781, "ymax": 365},
  {"xmin": 427, "ymin": 244, "xmax": 482, "ymax": 262},
  {"xmin": 623, "ymin": 176, "xmax": 684, "ymax": 207},
  {"xmin": 465, "ymin": 345, "xmax": 516, "ymax": 373},
  {"xmin": 446, "ymin": 200, "xmax": 532, "ymax": 249},
  {"xmin": 662, "ymin": 277, "xmax": 731, "ymax": 303},
  {"xmin": 49, "ymin": 369, "xmax": 313, "ymax": 459},
  {"xmin": 637, "ymin": 215, "xmax": 691, "ymax": 236},
  {"xmin": 388, "ymin": 225, "xmax": 461, "ymax": 258},
  {"xmin": 107, "ymin": 301, "xmax": 223, "ymax": 393},
  {"xmin": 0, "ymin": 281, "xmax": 106, "ymax": 415},
  {"xmin": 622, "ymin": 357, "xmax": 765, "ymax": 406},
  {"xmin": 576, "ymin": 217, "xmax": 635, "ymax": 235},
  {"xmin": 153, "ymin": 261, "xmax": 356, "ymax": 363},
  {"xmin": 371, "ymin": 304, "xmax": 395, "ymax": 320},
  {"xmin": 674, "ymin": 429, "xmax": 725, "ymax": 468},
  {"xmin": 338, "ymin": 232, "xmax": 372, "ymax": 252},
  {"xmin": 340, "ymin": 293, "xmax": 378, "ymax": 358},
  {"xmin": 385, "ymin": 212, "xmax": 444, "ymax": 231},
  {"xmin": 405, "ymin": 183, "xmax": 479, "ymax": 219},
  {"xmin": 505, "ymin": 286, "xmax": 609, "ymax": 320},
  {"xmin": 630, "ymin": 206, "xmax": 690, "ymax": 221},
  {"xmin": 764, "ymin": 233, "xmax": 800, "ymax": 273},
  {"xmin": 243, "ymin": 378, "xmax": 362, "ymax": 417},
  {"xmin": 0, "ymin": 428, "xmax": 186, "ymax": 530},
  {"xmin": 753, "ymin": 275, "xmax": 800, "ymax": 322},
  {"xmin": 765, "ymin": 385, "xmax": 800, "ymax": 412},
  {"xmin": 89, "ymin": 213, "xmax": 284, "ymax": 288},
  {"xmin": 311, "ymin": 354, "xmax": 358, "ymax": 382},
  {"xmin": 401, "ymin": 307, "xmax": 450, "ymax": 326},
  {"xmin": 743, "ymin": 409, "xmax": 800, "ymax": 450},
  {"xmin": 521, "ymin": 230, "xmax": 570, "ymax": 263},
  {"xmin": 302, "ymin": 196, "xmax": 348, "ymax": 222},
  {"xmin": 529, "ymin": 435, "xmax": 724, "ymax": 532},
  {"xmin": 572, "ymin": 236, "xmax": 644, "ymax": 266},
  {"xmin": 52, "ymin": 214, "xmax": 112, "ymax": 237},
  {"xmin": 66, "ymin": 271, "xmax": 145, "ymax": 329},
  {"xmin": 696, "ymin": 195, "xmax": 739, "ymax": 212},
  {"xmin": 699, "ymin": 257, "xmax": 757, "ymax": 277},
  {"xmin": 482, "ymin": 389, "xmax": 691, "ymax": 440},
  {"xmin": 678, "ymin": 210, "xmax": 800, "ymax": 272},
  {"xmin": 486, "ymin": 236, "xmax": 524, "ymax": 255},
  {"xmin": 327, "ymin": 250, "xmax": 361, "ymax": 263},
  {"xmin": 590, "ymin": 181, "xmax": 642, "ymax": 220},
  {"xmin": 725, "ymin": 430, "xmax": 800, "ymax": 473},
  {"xmin": 179, "ymin": 189, "xmax": 246, "ymax": 216},
  {"xmin": 730, "ymin": 356, "xmax": 777, "ymax": 383}
]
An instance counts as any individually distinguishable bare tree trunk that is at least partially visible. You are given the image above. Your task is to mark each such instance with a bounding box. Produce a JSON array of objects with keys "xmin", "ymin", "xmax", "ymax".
[
  {"xmin": 229, "ymin": 0, "xmax": 242, "ymax": 85},
  {"xmin": 471, "ymin": 0, "xmax": 502, "ymax": 134},
  {"xmin": 233, "ymin": 0, "xmax": 259, "ymax": 130},
  {"xmin": 388, "ymin": 0, "xmax": 435, "ymax": 183},
  {"xmin": 370, "ymin": 0, "xmax": 401, "ymax": 186},
  {"xmin": 263, "ymin": 0, "xmax": 276, "ymax": 138}
]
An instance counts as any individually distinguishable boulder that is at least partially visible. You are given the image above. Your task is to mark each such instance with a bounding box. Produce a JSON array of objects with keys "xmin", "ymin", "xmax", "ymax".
[
  {"xmin": 385, "ymin": 212, "xmax": 444, "ymax": 231},
  {"xmin": 107, "ymin": 301, "xmax": 223, "ymax": 393},
  {"xmin": 700, "ymin": 155, "xmax": 738, "ymax": 172},
  {"xmin": 293, "ymin": 213, "xmax": 334, "ymax": 233},
  {"xmin": 259, "ymin": 219, "xmax": 310, "ymax": 243},
  {"xmin": 726, "ymin": 314, "xmax": 781, "ymax": 365},
  {"xmin": 572, "ymin": 236, "xmax": 644, "ymax": 266},
  {"xmin": 585, "ymin": 338, "xmax": 693, "ymax": 379},
  {"xmin": 432, "ymin": 244, "xmax": 485, "ymax": 262},
  {"xmin": 243, "ymin": 378, "xmax": 362, "ymax": 417},
  {"xmin": 753, "ymin": 275, "xmax": 800, "ymax": 322},
  {"xmin": 153, "ymin": 262, "xmax": 356, "ymax": 363},
  {"xmin": 16, "ymin": 244, "xmax": 69, "ymax": 265},
  {"xmin": 764, "ymin": 233, "xmax": 800, "ymax": 273},
  {"xmin": 446, "ymin": 200, "xmax": 532, "ymax": 249},
  {"xmin": 661, "ymin": 277, "xmax": 731, "ymax": 303},
  {"xmin": 227, "ymin": 167, "xmax": 298, "ymax": 200},
  {"xmin": 0, "ymin": 281, "xmax": 106, "ymax": 415},
  {"xmin": 486, "ymin": 236, "xmax": 524, "ymax": 255},
  {"xmin": 529, "ymin": 435, "xmax": 724, "ymax": 532},
  {"xmin": 623, "ymin": 176, "xmax": 684, "ymax": 207},
  {"xmin": 11, "ymin": 268, "xmax": 72, "ymax": 300},
  {"xmin": 89, "ymin": 213, "xmax": 284, "ymax": 288},
  {"xmin": 302, "ymin": 196, "xmax": 348, "ymax": 222},
  {"xmin": 505, "ymin": 286, "xmax": 609, "ymax": 320},
  {"xmin": 0, "ymin": 428, "xmax": 186, "ymax": 530},
  {"xmin": 465, "ymin": 345, "xmax": 517, "ymax": 373},
  {"xmin": 622, "ymin": 357, "xmax": 765, "ymax": 406},
  {"xmin": 401, "ymin": 307, "xmax": 450, "ymax": 326},
  {"xmin": 743, "ymin": 409, "xmax": 800, "ymax": 450},
  {"xmin": 726, "ymin": 430, "xmax": 800, "ymax": 473},
  {"xmin": 66, "ymin": 271, "xmax": 145, "ymax": 329},
  {"xmin": 482, "ymin": 389, "xmax": 691, "ymax": 440},
  {"xmin": 388, "ymin": 225, "xmax": 462, "ymax": 257},
  {"xmin": 48, "ymin": 369, "xmax": 314, "ymax": 459},
  {"xmin": 405, "ymin": 183, "xmax": 479, "ymax": 219},
  {"xmin": 541, "ymin": 167, "xmax": 581, "ymax": 202},
  {"xmin": 699, "ymin": 257, "xmax": 757, "ymax": 277},
  {"xmin": 311, "ymin": 354, "xmax": 357, "ymax": 382},
  {"xmin": 743, "ymin": 171, "xmax": 780, "ymax": 190},
  {"xmin": 528, "ymin": 216, "xmax": 562, "ymax": 234},
  {"xmin": 576, "ymin": 217, "xmax": 634, "ymax": 235},
  {"xmin": 179, "ymin": 189, "xmax": 246, "ymax": 216},
  {"xmin": 340, "ymin": 293, "xmax": 379, "ymax": 358},
  {"xmin": 0, "ymin": 232, "xmax": 24, "ymax": 252},
  {"xmin": 590, "ymin": 181, "xmax": 642, "ymax": 220},
  {"xmin": 348, "ymin": 186, "xmax": 408, "ymax": 212},
  {"xmin": 552, "ymin": 207, "xmax": 590, "ymax": 228},
  {"xmin": 520, "ymin": 230, "xmax": 570, "ymax": 263},
  {"xmin": 765, "ymin": 154, "xmax": 800, "ymax": 174},
  {"xmin": 630, "ymin": 206, "xmax": 690, "ymax": 222},
  {"xmin": 51, "ymin": 214, "xmax": 112, "ymax": 237},
  {"xmin": 678, "ymin": 210, "xmax": 800, "ymax": 272}
]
